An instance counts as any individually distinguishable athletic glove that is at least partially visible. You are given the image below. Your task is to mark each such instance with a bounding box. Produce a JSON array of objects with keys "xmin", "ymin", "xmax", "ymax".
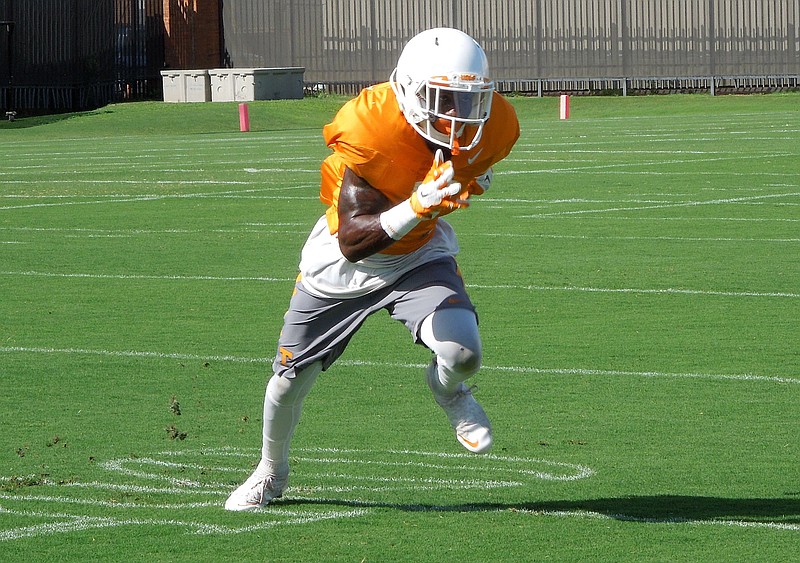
[
  {"xmin": 380, "ymin": 150, "xmax": 467, "ymax": 240},
  {"xmin": 409, "ymin": 150, "xmax": 467, "ymax": 219}
]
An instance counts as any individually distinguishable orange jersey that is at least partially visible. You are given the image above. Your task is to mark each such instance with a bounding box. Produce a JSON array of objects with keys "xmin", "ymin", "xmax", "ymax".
[{"xmin": 320, "ymin": 82, "xmax": 519, "ymax": 254}]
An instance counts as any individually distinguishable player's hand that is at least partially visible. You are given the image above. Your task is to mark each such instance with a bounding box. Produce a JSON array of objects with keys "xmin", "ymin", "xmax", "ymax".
[{"xmin": 410, "ymin": 150, "xmax": 468, "ymax": 219}]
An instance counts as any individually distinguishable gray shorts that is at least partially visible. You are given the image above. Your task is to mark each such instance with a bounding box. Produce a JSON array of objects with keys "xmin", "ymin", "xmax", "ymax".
[{"xmin": 272, "ymin": 257, "xmax": 475, "ymax": 377}]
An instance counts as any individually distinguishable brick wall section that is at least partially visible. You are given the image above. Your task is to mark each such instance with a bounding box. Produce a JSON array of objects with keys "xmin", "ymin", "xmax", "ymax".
[{"xmin": 163, "ymin": 0, "xmax": 221, "ymax": 69}]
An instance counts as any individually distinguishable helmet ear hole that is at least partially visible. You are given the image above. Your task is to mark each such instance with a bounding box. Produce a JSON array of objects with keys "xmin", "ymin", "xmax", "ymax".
[{"xmin": 390, "ymin": 28, "xmax": 494, "ymax": 151}]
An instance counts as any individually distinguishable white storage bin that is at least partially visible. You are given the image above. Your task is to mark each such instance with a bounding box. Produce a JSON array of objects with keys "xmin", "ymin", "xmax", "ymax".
[
  {"xmin": 160, "ymin": 71, "xmax": 186, "ymax": 103},
  {"xmin": 161, "ymin": 70, "xmax": 211, "ymax": 103},
  {"xmin": 184, "ymin": 70, "xmax": 211, "ymax": 102},
  {"xmin": 209, "ymin": 67, "xmax": 305, "ymax": 101},
  {"xmin": 209, "ymin": 69, "xmax": 236, "ymax": 102}
]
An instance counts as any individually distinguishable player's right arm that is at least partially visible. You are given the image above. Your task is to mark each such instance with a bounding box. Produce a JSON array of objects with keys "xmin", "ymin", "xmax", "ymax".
[
  {"xmin": 337, "ymin": 154, "xmax": 467, "ymax": 263},
  {"xmin": 336, "ymin": 167, "xmax": 397, "ymax": 263}
]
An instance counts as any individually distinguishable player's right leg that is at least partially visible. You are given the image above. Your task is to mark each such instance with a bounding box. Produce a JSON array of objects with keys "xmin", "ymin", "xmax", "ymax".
[
  {"xmin": 225, "ymin": 278, "xmax": 382, "ymax": 511},
  {"xmin": 224, "ymin": 362, "xmax": 322, "ymax": 511}
]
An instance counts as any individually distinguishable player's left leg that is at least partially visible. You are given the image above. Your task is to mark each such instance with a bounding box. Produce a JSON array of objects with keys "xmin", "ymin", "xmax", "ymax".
[
  {"xmin": 419, "ymin": 307, "xmax": 492, "ymax": 453},
  {"xmin": 419, "ymin": 306, "xmax": 482, "ymax": 391},
  {"xmin": 388, "ymin": 257, "xmax": 492, "ymax": 453}
]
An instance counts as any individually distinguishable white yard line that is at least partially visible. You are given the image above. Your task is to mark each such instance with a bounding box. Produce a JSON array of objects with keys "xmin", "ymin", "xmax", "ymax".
[{"xmin": 1, "ymin": 346, "xmax": 796, "ymax": 384}]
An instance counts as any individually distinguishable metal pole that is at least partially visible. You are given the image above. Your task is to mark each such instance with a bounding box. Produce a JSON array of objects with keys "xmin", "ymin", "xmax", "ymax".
[
  {"xmin": 1, "ymin": 20, "xmax": 13, "ymax": 120},
  {"xmin": 708, "ymin": 0, "xmax": 716, "ymax": 95}
]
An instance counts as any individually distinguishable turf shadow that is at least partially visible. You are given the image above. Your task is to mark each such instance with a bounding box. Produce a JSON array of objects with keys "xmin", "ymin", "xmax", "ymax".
[{"xmin": 278, "ymin": 494, "xmax": 800, "ymax": 524}]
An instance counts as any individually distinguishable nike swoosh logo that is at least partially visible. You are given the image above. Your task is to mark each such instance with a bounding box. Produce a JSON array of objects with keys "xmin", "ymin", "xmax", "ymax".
[
  {"xmin": 467, "ymin": 148, "xmax": 484, "ymax": 165},
  {"xmin": 458, "ymin": 434, "xmax": 480, "ymax": 449}
]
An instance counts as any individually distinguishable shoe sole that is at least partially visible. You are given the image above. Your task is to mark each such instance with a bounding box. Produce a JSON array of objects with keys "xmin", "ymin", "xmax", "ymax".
[{"xmin": 224, "ymin": 490, "xmax": 283, "ymax": 511}]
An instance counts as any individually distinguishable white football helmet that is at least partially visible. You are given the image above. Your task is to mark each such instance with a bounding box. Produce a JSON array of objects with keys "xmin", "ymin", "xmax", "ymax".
[{"xmin": 390, "ymin": 28, "xmax": 494, "ymax": 153}]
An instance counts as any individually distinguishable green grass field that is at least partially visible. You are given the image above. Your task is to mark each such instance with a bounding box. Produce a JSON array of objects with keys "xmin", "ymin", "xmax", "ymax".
[{"xmin": 1, "ymin": 93, "xmax": 798, "ymax": 561}]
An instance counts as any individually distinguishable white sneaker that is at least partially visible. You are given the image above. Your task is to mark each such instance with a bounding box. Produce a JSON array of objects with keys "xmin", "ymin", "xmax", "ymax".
[
  {"xmin": 426, "ymin": 360, "xmax": 493, "ymax": 454},
  {"xmin": 224, "ymin": 472, "xmax": 288, "ymax": 511}
]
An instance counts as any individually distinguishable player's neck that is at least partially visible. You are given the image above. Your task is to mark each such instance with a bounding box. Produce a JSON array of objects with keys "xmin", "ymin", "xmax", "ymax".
[{"xmin": 424, "ymin": 140, "xmax": 452, "ymax": 160}]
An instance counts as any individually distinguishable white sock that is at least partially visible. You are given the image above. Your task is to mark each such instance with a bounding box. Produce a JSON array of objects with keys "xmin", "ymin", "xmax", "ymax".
[{"xmin": 257, "ymin": 362, "xmax": 321, "ymax": 477}]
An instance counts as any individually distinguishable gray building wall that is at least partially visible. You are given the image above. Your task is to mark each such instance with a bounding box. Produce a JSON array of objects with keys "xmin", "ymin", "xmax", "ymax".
[{"xmin": 221, "ymin": 0, "xmax": 800, "ymax": 87}]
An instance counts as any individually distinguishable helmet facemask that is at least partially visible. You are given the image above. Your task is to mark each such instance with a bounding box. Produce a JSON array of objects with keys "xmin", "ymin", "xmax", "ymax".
[{"xmin": 418, "ymin": 75, "xmax": 493, "ymax": 153}]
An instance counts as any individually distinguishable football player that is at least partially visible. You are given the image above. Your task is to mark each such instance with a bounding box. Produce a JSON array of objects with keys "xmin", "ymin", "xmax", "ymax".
[{"xmin": 226, "ymin": 27, "xmax": 520, "ymax": 511}]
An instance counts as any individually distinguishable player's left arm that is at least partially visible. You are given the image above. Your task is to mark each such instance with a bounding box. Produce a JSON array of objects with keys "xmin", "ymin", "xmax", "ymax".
[
  {"xmin": 464, "ymin": 168, "xmax": 493, "ymax": 196},
  {"xmin": 459, "ymin": 94, "xmax": 518, "ymax": 199}
]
